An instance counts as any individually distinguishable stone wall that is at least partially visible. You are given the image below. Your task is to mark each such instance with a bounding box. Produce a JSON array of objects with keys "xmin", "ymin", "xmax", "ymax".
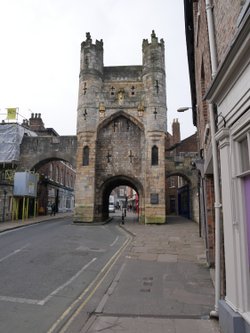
[{"xmin": 18, "ymin": 136, "xmax": 77, "ymax": 171}]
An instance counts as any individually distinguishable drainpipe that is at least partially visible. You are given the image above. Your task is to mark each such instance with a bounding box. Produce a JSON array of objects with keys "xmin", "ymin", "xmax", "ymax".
[{"xmin": 205, "ymin": 0, "xmax": 221, "ymax": 318}]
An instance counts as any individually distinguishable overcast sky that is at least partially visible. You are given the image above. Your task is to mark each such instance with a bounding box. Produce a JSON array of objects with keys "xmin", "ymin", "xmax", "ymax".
[{"xmin": 0, "ymin": 0, "xmax": 196, "ymax": 139}]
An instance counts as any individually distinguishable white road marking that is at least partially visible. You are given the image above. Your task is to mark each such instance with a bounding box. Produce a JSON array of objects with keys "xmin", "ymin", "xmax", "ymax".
[
  {"xmin": 110, "ymin": 236, "xmax": 119, "ymax": 247},
  {"xmin": 0, "ymin": 244, "xmax": 30, "ymax": 263},
  {"xmin": 38, "ymin": 257, "xmax": 97, "ymax": 305},
  {"xmin": 0, "ymin": 295, "xmax": 41, "ymax": 305},
  {"xmin": 0, "ymin": 257, "xmax": 97, "ymax": 306}
]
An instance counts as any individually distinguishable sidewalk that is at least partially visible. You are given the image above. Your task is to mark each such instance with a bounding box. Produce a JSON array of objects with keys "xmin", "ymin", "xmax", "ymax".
[
  {"xmin": 81, "ymin": 214, "xmax": 221, "ymax": 333},
  {"xmin": 0, "ymin": 212, "xmax": 73, "ymax": 233}
]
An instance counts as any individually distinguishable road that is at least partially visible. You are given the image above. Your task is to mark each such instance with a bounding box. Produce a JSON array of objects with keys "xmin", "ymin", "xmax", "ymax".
[{"xmin": 0, "ymin": 216, "xmax": 129, "ymax": 333}]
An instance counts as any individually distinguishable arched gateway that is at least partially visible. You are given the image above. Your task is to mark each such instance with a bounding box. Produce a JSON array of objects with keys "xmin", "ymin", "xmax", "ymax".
[{"xmin": 74, "ymin": 31, "xmax": 167, "ymax": 224}]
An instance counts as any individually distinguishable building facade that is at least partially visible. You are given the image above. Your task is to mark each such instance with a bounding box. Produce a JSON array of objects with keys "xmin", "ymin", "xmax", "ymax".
[
  {"xmin": 37, "ymin": 161, "xmax": 75, "ymax": 215},
  {"xmin": 75, "ymin": 31, "xmax": 167, "ymax": 224},
  {"xmin": 0, "ymin": 114, "xmax": 75, "ymax": 221},
  {"xmin": 166, "ymin": 132, "xmax": 198, "ymax": 220},
  {"xmin": 184, "ymin": 1, "xmax": 250, "ymax": 332}
]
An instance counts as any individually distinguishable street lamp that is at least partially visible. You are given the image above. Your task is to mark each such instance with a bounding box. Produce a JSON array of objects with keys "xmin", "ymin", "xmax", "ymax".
[{"xmin": 177, "ymin": 106, "xmax": 192, "ymax": 112}]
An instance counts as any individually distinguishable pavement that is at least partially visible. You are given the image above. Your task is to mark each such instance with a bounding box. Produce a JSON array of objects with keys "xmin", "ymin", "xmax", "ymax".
[
  {"xmin": 0, "ymin": 211, "xmax": 73, "ymax": 233},
  {"xmin": 81, "ymin": 212, "xmax": 221, "ymax": 333},
  {"xmin": 0, "ymin": 212, "xmax": 221, "ymax": 333}
]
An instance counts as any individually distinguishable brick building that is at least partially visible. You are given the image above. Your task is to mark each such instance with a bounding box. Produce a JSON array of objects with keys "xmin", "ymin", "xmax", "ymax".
[
  {"xmin": 36, "ymin": 160, "xmax": 75, "ymax": 215},
  {"xmin": 166, "ymin": 120, "xmax": 198, "ymax": 218},
  {"xmin": 184, "ymin": 1, "xmax": 250, "ymax": 332}
]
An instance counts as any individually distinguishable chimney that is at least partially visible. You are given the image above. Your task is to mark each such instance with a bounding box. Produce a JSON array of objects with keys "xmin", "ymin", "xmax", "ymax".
[
  {"xmin": 29, "ymin": 113, "xmax": 45, "ymax": 131},
  {"xmin": 172, "ymin": 119, "xmax": 180, "ymax": 144}
]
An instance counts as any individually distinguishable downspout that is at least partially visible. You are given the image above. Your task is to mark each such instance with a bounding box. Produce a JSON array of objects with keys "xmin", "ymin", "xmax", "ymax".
[{"xmin": 205, "ymin": 0, "xmax": 221, "ymax": 318}]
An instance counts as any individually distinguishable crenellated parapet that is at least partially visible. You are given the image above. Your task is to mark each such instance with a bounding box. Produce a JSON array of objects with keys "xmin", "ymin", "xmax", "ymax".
[
  {"xmin": 142, "ymin": 30, "xmax": 165, "ymax": 51},
  {"xmin": 81, "ymin": 32, "xmax": 103, "ymax": 50}
]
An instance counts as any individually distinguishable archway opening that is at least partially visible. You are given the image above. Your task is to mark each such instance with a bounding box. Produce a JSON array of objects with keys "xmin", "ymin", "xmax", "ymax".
[
  {"xmin": 166, "ymin": 173, "xmax": 191, "ymax": 219},
  {"xmin": 108, "ymin": 185, "xmax": 139, "ymax": 217},
  {"xmin": 28, "ymin": 158, "xmax": 75, "ymax": 217},
  {"xmin": 97, "ymin": 175, "xmax": 143, "ymax": 223}
]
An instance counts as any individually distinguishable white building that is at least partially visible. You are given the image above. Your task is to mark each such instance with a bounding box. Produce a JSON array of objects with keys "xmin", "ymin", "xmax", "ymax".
[{"xmin": 206, "ymin": 8, "xmax": 250, "ymax": 333}]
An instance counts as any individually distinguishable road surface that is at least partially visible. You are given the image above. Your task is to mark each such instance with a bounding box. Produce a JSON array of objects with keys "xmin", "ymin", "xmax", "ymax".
[{"xmin": 0, "ymin": 217, "xmax": 129, "ymax": 333}]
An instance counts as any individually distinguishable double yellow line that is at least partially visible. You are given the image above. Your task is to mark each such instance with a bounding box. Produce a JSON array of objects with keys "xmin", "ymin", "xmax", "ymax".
[{"xmin": 48, "ymin": 227, "xmax": 132, "ymax": 333}]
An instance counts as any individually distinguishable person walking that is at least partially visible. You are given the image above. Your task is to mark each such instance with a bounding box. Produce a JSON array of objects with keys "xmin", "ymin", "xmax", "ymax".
[{"xmin": 51, "ymin": 202, "xmax": 56, "ymax": 216}]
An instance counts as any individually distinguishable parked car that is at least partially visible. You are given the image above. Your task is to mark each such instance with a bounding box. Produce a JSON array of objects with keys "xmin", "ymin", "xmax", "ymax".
[{"xmin": 109, "ymin": 202, "xmax": 115, "ymax": 213}]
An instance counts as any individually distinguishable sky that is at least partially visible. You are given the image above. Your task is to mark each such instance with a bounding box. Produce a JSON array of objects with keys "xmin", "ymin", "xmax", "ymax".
[{"xmin": 0, "ymin": 0, "xmax": 196, "ymax": 139}]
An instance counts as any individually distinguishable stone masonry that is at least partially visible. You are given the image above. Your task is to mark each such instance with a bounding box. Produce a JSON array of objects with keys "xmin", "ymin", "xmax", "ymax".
[{"xmin": 74, "ymin": 31, "xmax": 167, "ymax": 223}]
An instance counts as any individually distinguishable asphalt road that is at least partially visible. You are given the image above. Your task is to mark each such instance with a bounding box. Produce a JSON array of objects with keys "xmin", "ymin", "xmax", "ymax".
[{"xmin": 0, "ymin": 217, "xmax": 129, "ymax": 333}]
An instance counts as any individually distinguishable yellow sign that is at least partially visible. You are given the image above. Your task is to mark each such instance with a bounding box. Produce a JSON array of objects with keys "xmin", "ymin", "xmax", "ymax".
[{"xmin": 7, "ymin": 108, "xmax": 17, "ymax": 120}]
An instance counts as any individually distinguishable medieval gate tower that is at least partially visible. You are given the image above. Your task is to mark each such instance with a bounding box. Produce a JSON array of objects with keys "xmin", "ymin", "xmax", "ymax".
[{"xmin": 74, "ymin": 31, "xmax": 167, "ymax": 224}]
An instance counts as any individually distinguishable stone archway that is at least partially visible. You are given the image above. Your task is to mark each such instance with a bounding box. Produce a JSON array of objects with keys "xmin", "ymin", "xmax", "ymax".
[
  {"xmin": 95, "ymin": 175, "xmax": 144, "ymax": 222},
  {"xmin": 166, "ymin": 170, "xmax": 198, "ymax": 222},
  {"xmin": 18, "ymin": 136, "xmax": 77, "ymax": 171},
  {"xmin": 93, "ymin": 113, "xmax": 146, "ymax": 222}
]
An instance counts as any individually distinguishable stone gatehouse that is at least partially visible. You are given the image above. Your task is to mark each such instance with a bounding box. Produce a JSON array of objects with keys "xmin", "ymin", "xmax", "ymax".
[{"xmin": 74, "ymin": 31, "xmax": 167, "ymax": 223}]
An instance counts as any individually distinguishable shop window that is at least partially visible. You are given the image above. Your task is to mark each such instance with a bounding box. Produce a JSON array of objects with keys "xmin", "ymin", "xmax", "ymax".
[
  {"xmin": 237, "ymin": 132, "xmax": 250, "ymax": 267},
  {"xmin": 244, "ymin": 175, "xmax": 250, "ymax": 264},
  {"xmin": 240, "ymin": 137, "xmax": 250, "ymax": 172}
]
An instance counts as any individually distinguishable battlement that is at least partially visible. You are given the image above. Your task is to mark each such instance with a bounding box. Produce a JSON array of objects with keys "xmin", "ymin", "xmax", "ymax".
[
  {"xmin": 81, "ymin": 32, "xmax": 103, "ymax": 51},
  {"xmin": 142, "ymin": 30, "xmax": 165, "ymax": 51}
]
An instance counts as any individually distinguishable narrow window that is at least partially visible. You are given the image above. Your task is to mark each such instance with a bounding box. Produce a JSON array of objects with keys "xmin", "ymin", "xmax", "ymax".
[
  {"xmin": 151, "ymin": 145, "xmax": 158, "ymax": 165},
  {"xmin": 56, "ymin": 166, "xmax": 59, "ymax": 182},
  {"xmin": 49, "ymin": 163, "xmax": 53, "ymax": 179},
  {"xmin": 83, "ymin": 146, "xmax": 89, "ymax": 166}
]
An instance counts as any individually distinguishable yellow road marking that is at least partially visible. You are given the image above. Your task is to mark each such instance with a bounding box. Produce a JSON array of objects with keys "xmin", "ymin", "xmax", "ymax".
[{"xmin": 47, "ymin": 228, "xmax": 132, "ymax": 333}]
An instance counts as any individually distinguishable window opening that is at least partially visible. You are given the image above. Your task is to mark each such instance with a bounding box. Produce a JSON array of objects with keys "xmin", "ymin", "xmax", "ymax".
[
  {"xmin": 83, "ymin": 146, "xmax": 89, "ymax": 166},
  {"xmin": 151, "ymin": 145, "xmax": 158, "ymax": 165}
]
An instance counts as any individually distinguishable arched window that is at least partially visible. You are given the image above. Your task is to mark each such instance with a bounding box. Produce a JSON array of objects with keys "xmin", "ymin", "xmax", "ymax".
[
  {"xmin": 83, "ymin": 146, "xmax": 89, "ymax": 166},
  {"xmin": 56, "ymin": 166, "xmax": 59, "ymax": 182},
  {"xmin": 151, "ymin": 145, "xmax": 158, "ymax": 166},
  {"xmin": 60, "ymin": 168, "xmax": 64, "ymax": 184},
  {"xmin": 49, "ymin": 163, "xmax": 53, "ymax": 179}
]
